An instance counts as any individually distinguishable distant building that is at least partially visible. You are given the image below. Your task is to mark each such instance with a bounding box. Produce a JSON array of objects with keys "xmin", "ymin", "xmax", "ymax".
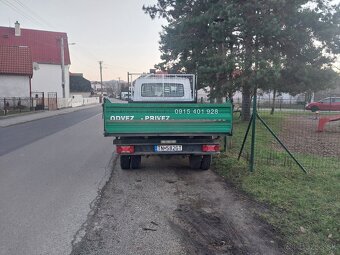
[
  {"xmin": 91, "ymin": 81, "xmax": 102, "ymax": 92},
  {"xmin": 0, "ymin": 22, "xmax": 71, "ymax": 98},
  {"xmin": 0, "ymin": 46, "xmax": 33, "ymax": 97},
  {"xmin": 197, "ymin": 87, "xmax": 210, "ymax": 102},
  {"xmin": 70, "ymin": 73, "xmax": 91, "ymax": 97}
]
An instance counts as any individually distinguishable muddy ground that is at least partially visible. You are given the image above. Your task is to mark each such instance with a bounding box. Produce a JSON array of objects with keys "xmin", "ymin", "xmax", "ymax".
[
  {"xmin": 71, "ymin": 156, "xmax": 286, "ymax": 255},
  {"xmin": 278, "ymin": 115, "xmax": 340, "ymax": 158}
]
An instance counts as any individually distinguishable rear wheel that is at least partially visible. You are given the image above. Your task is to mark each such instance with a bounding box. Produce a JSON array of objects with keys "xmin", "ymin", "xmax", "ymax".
[
  {"xmin": 200, "ymin": 155, "xmax": 212, "ymax": 170},
  {"xmin": 189, "ymin": 155, "xmax": 202, "ymax": 169},
  {"xmin": 131, "ymin": 155, "xmax": 142, "ymax": 169},
  {"xmin": 120, "ymin": 155, "xmax": 131, "ymax": 170}
]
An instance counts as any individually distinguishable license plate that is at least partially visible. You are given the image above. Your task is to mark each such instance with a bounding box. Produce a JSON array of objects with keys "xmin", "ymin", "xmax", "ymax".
[{"xmin": 155, "ymin": 145, "xmax": 182, "ymax": 152}]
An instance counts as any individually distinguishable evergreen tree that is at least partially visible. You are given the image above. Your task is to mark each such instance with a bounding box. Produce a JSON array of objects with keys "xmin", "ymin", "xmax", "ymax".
[{"xmin": 144, "ymin": 0, "xmax": 339, "ymax": 120}]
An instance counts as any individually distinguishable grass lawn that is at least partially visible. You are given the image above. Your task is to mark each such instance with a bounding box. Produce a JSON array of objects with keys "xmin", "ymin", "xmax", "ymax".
[{"xmin": 214, "ymin": 113, "xmax": 340, "ymax": 255}]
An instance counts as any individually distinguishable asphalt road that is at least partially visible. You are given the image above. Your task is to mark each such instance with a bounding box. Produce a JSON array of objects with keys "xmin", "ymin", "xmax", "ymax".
[
  {"xmin": 0, "ymin": 106, "xmax": 114, "ymax": 255},
  {"xmin": 0, "ymin": 106, "xmax": 102, "ymax": 156}
]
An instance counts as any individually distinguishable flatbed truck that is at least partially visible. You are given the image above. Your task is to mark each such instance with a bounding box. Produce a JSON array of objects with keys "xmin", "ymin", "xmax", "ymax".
[{"xmin": 103, "ymin": 73, "xmax": 232, "ymax": 170}]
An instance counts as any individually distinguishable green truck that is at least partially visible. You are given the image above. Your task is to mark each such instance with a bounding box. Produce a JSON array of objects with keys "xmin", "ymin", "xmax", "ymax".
[{"xmin": 103, "ymin": 73, "xmax": 232, "ymax": 170}]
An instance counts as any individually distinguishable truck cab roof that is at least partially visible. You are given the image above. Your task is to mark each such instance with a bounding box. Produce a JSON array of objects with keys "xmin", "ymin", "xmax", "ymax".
[{"xmin": 131, "ymin": 74, "xmax": 196, "ymax": 102}]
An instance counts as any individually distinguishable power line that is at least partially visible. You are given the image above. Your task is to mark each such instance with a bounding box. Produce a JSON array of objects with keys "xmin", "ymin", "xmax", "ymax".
[
  {"xmin": 0, "ymin": 0, "xmax": 47, "ymax": 27},
  {"xmin": 76, "ymin": 45, "xmax": 99, "ymax": 62},
  {"xmin": 11, "ymin": 0, "xmax": 57, "ymax": 29},
  {"xmin": 0, "ymin": 0, "xmax": 51, "ymax": 26}
]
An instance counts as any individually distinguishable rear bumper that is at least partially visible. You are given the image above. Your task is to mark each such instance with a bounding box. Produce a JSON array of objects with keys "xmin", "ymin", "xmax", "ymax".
[
  {"xmin": 117, "ymin": 144, "xmax": 220, "ymax": 155},
  {"xmin": 113, "ymin": 136, "xmax": 221, "ymax": 155}
]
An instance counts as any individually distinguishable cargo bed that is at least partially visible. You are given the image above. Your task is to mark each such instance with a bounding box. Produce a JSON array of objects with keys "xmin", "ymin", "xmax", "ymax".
[{"xmin": 103, "ymin": 100, "xmax": 233, "ymax": 137}]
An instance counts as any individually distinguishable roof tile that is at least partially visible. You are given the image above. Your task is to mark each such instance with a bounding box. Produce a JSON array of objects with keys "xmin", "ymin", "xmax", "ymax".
[{"xmin": 0, "ymin": 46, "xmax": 33, "ymax": 76}]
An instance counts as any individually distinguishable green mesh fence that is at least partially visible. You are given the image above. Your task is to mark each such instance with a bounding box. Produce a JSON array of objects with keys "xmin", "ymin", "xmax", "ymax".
[{"xmin": 236, "ymin": 99, "xmax": 340, "ymax": 172}]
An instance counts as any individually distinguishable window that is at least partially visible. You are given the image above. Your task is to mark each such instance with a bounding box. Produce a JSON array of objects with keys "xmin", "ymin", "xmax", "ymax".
[
  {"xmin": 141, "ymin": 83, "xmax": 184, "ymax": 97},
  {"xmin": 320, "ymin": 98, "xmax": 332, "ymax": 103},
  {"xmin": 334, "ymin": 98, "xmax": 340, "ymax": 103}
]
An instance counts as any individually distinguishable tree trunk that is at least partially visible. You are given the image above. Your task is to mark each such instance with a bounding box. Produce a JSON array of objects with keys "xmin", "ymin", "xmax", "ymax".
[
  {"xmin": 305, "ymin": 91, "xmax": 313, "ymax": 103},
  {"xmin": 241, "ymin": 86, "xmax": 251, "ymax": 121},
  {"xmin": 209, "ymin": 87, "xmax": 214, "ymax": 103},
  {"xmin": 216, "ymin": 84, "xmax": 223, "ymax": 103},
  {"xmin": 242, "ymin": 29, "xmax": 253, "ymax": 122},
  {"xmin": 270, "ymin": 89, "xmax": 277, "ymax": 115}
]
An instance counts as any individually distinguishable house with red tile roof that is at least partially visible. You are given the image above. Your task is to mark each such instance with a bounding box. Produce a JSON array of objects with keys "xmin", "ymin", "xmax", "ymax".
[
  {"xmin": 0, "ymin": 22, "xmax": 71, "ymax": 98},
  {"xmin": 0, "ymin": 46, "xmax": 33, "ymax": 97}
]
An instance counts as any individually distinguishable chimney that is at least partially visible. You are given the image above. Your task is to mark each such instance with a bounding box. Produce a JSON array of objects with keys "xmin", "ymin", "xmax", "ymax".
[{"xmin": 15, "ymin": 21, "xmax": 21, "ymax": 36}]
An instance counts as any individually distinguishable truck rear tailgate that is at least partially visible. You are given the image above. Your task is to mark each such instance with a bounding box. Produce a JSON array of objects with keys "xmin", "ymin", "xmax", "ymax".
[{"xmin": 103, "ymin": 101, "xmax": 232, "ymax": 136}]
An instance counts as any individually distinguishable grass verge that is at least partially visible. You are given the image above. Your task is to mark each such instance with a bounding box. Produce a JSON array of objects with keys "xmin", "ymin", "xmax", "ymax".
[{"xmin": 214, "ymin": 114, "xmax": 339, "ymax": 255}]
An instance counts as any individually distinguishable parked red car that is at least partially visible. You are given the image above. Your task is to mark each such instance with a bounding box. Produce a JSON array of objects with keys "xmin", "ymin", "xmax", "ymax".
[{"xmin": 305, "ymin": 97, "xmax": 340, "ymax": 112}]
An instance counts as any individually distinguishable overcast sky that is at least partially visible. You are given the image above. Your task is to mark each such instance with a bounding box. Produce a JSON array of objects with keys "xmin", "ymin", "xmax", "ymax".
[
  {"xmin": 0, "ymin": 0, "xmax": 164, "ymax": 81},
  {"xmin": 0, "ymin": 1, "xmax": 339, "ymax": 81}
]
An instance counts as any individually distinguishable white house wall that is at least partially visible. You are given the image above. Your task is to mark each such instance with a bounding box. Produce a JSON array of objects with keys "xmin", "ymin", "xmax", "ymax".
[
  {"xmin": 31, "ymin": 64, "xmax": 70, "ymax": 98},
  {"xmin": 0, "ymin": 75, "xmax": 30, "ymax": 98}
]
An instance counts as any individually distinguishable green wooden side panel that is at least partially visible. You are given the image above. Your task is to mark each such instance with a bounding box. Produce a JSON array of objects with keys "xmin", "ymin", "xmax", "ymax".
[{"xmin": 103, "ymin": 101, "xmax": 233, "ymax": 135}]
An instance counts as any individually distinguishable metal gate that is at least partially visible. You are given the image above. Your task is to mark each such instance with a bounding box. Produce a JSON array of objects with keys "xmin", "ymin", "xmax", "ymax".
[
  {"xmin": 32, "ymin": 92, "xmax": 45, "ymax": 111},
  {"xmin": 48, "ymin": 92, "xmax": 58, "ymax": 110}
]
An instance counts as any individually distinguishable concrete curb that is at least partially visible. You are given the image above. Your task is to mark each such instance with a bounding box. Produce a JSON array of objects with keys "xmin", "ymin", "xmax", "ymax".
[{"xmin": 0, "ymin": 104, "xmax": 101, "ymax": 127}]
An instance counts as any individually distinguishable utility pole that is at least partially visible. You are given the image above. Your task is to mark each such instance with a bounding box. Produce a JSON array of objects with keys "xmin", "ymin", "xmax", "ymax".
[
  {"xmin": 99, "ymin": 61, "xmax": 103, "ymax": 101},
  {"xmin": 118, "ymin": 77, "xmax": 121, "ymax": 98},
  {"xmin": 60, "ymin": 37, "xmax": 66, "ymax": 98}
]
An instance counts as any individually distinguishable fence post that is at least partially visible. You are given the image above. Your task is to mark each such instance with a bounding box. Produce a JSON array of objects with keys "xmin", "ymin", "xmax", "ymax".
[
  {"xmin": 249, "ymin": 88, "xmax": 257, "ymax": 172},
  {"xmin": 4, "ymin": 98, "xmax": 9, "ymax": 116},
  {"xmin": 18, "ymin": 98, "xmax": 22, "ymax": 112}
]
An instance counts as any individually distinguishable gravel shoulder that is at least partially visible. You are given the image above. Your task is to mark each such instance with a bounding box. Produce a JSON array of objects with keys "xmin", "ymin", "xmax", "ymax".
[{"xmin": 71, "ymin": 156, "xmax": 285, "ymax": 255}]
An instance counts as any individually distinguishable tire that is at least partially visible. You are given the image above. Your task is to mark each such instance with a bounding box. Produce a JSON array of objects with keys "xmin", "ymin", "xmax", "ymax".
[
  {"xmin": 120, "ymin": 155, "xmax": 131, "ymax": 170},
  {"xmin": 131, "ymin": 155, "xmax": 141, "ymax": 169},
  {"xmin": 189, "ymin": 155, "xmax": 202, "ymax": 169},
  {"xmin": 200, "ymin": 155, "xmax": 212, "ymax": 170},
  {"xmin": 311, "ymin": 106, "xmax": 319, "ymax": 112}
]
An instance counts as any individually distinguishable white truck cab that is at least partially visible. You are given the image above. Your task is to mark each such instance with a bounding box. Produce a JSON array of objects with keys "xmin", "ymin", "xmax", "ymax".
[{"xmin": 130, "ymin": 74, "xmax": 196, "ymax": 102}]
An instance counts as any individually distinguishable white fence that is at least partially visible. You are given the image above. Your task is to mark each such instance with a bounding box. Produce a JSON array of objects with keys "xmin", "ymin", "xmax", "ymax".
[{"xmin": 58, "ymin": 97, "xmax": 100, "ymax": 109}]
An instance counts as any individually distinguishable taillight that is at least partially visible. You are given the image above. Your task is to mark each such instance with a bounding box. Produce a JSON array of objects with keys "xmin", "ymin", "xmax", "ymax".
[
  {"xmin": 202, "ymin": 144, "xmax": 220, "ymax": 152},
  {"xmin": 116, "ymin": 145, "xmax": 134, "ymax": 154}
]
